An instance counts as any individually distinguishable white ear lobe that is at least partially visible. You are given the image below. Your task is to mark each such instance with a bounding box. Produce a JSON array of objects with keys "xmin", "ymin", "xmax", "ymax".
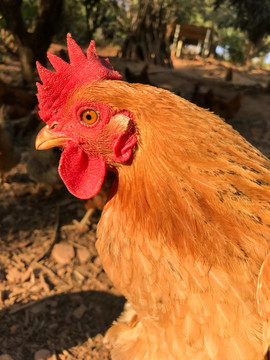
[{"xmin": 109, "ymin": 113, "xmax": 131, "ymax": 132}]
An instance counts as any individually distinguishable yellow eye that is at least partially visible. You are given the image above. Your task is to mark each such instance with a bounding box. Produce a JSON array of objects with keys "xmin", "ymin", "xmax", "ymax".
[{"xmin": 81, "ymin": 109, "xmax": 98, "ymax": 125}]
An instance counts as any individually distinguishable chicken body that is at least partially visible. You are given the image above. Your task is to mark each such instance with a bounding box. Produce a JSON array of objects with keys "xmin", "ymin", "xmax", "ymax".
[
  {"xmin": 0, "ymin": 105, "xmax": 19, "ymax": 181},
  {"xmin": 35, "ymin": 37, "xmax": 270, "ymax": 360},
  {"xmin": 90, "ymin": 82, "xmax": 270, "ymax": 360},
  {"xmin": 191, "ymin": 85, "xmax": 242, "ymax": 121},
  {"xmin": 125, "ymin": 65, "xmax": 152, "ymax": 85},
  {"xmin": 0, "ymin": 79, "xmax": 37, "ymax": 118},
  {"xmin": 209, "ymin": 91, "xmax": 242, "ymax": 121},
  {"xmin": 27, "ymin": 123, "xmax": 62, "ymax": 193},
  {"xmin": 64, "ymin": 172, "xmax": 115, "ymax": 233}
]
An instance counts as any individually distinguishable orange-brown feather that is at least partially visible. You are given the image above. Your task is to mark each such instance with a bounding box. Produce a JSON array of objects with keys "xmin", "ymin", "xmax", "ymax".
[
  {"xmin": 74, "ymin": 81, "xmax": 270, "ymax": 265},
  {"xmin": 68, "ymin": 80, "xmax": 270, "ymax": 359}
]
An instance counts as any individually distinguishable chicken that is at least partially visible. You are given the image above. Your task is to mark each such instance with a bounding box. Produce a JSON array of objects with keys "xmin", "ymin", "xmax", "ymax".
[
  {"xmin": 125, "ymin": 64, "xmax": 152, "ymax": 85},
  {"xmin": 225, "ymin": 67, "xmax": 233, "ymax": 82},
  {"xmin": 265, "ymin": 79, "xmax": 270, "ymax": 94},
  {"xmin": 0, "ymin": 105, "xmax": 19, "ymax": 182},
  {"xmin": 35, "ymin": 34, "xmax": 270, "ymax": 360},
  {"xmin": 63, "ymin": 171, "xmax": 115, "ymax": 233},
  {"xmin": 27, "ymin": 122, "xmax": 62, "ymax": 194},
  {"xmin": 191, "ymin": 85, "xmax": 242, "ymax": 121},
  {"xmin": 190, "ymin": 83, "xmax": 206, "ymax": 108},
  {"xmin": 208, "ymin": 90, "xmax": 242, "ymax": 121},
  {"xmin": 58, "ymin": 48, "xmax": 69, "ymax": 63},
  {"xmin": 0, "ymin": 79, "xmax": 37, "ymax": 118},
  {"xmin": 125, "ymin": 65, "xmax": 180, "ymax": 95}
]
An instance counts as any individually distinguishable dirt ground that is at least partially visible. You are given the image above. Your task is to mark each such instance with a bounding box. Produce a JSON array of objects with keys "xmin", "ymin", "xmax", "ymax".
[{"xmin": 0, "ymin": 45, "xmax": 270, "ymax": 360}]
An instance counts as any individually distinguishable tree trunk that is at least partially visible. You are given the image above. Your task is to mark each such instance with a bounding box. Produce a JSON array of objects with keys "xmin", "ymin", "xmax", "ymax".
[
  {"xmin": 121, "ymin": 1, "xmax": 173, "ymax": 67},
  {"xmin": 0, "ymin": 0, "xmax": 63, "ymax": 84},
  {"xmin": 17, "ymin": 42, "xmax": 36, "ymax": 84}
]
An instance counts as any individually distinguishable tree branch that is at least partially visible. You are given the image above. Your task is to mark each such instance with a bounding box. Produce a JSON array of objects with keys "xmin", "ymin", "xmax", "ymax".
[{"xmin": 0, "ymin": 0, "xmax": 28, "ymax": 42}]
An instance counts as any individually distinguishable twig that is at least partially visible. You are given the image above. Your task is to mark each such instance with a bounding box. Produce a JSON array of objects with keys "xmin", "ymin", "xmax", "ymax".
[
  {"xmin": 67, "ymin": 240, "xmax": 88, "ymax": 249},
  {"xmin": 9, "ymin": 297, "xmax": 45, "ymax": 314},
  {"xmin": 73, "ymin": 269, "xmax": 85, "ymax": 281},
  {"xmin": 36, "ymin": 205, "xmax": 60, "ymax": 262},
  {"xmin": 39, "ymin": 271, "xmax": 50, "ymax": 293},
  {"xmin": 32, "ymin": 261, "xmax": 70, "ymax": 287}
]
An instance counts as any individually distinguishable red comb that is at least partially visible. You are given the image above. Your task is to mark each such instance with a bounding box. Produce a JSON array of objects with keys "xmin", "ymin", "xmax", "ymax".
[{"xmin": 36, "ymin": 33, "xmax": 122, "ymax": 125}]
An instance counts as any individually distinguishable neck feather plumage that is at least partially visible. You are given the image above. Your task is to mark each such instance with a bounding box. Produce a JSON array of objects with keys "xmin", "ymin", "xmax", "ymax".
[{"xmin": 93, "ymin": 81, "xmax": 269, "ymax": 268}]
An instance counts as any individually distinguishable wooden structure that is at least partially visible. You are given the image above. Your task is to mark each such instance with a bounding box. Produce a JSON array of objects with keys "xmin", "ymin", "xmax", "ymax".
[{"xmin": 173, "ymin": 24, "xmax": 213, "ymax": 58}]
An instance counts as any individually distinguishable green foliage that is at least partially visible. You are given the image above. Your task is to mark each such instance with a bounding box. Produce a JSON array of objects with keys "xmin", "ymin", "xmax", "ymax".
[
  {"xmin": 215, "ymin": 0, "xmax": 270, "ymax": 45},
  {"xmin": 179, "ymin": 0, "xmax": 270, "ymax": 64},
  {"xmin": 0, "ymin": 12, "xmax": 5, "ymax": 27},
  {"xmin": 57, "ymin": 0, "xmax": 121, "ymax": 44},
  {"xmin": 0, "ymin": 0, "xmax": 269, "ymax": 67},
  {"xmin": 84, "ymin": 0, "xmax": 120, "ymax": 41},
  {"xmin": 219, "ymin": 27, "xmax": 246, "ymax": 63},
  {"xmin": 21, "ymin": 0, "xmax": 38, "ymax": 30},
  {"xmin": 58, "ymin": 0, "xmax": 87, "ymax": 41}
]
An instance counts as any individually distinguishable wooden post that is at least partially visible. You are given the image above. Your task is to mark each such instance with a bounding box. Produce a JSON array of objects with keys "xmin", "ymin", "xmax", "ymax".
[
  {"xmin": 176, "ymin": 39, "xmax": 183, "ymax": 58},
  {"xmin": 202, "ymin": 28, "xmax": 211, "ymax": 57},
  {"xmin": 173, "ymin": 24, "xmax": 181, "ymax": 50}
]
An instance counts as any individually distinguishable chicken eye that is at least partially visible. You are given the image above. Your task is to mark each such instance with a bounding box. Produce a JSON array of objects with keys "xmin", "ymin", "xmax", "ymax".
[{"xmin": 81, "ymin": 110, "xmax": 98, "ymax": 125}]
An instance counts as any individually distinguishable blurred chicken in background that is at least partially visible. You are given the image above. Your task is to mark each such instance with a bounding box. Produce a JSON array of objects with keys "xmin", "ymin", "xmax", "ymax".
[
  {"xmin": 209, "ymin": 91, "xmax": 242, "ymax": 121},
  {"xmin": 0, "ymin": 105, "xmax": 20, "ymax": 183},
  {"xmin": 265, "ymin": 79, "xmax": 270, "ymax": 94},
  {"xmin": 190, "ymin": 83, "xmax": 207, "ymax": 108},
  {"xmin": 58, "ymin": 48, "xmax": 69, "ymax": 63},
  {"xmin": 27, "ymin": 122, "xmax": 62, "ymax": 195},
  {"xmin": 0, "ymin": 79, "xmax": 37, "ymax": 119},
  {"xmin": 63, "ymin": 171, "xmax": 115, "ymax": 233},
  {"xmin": 191, "ymin": 84, "xmax": 242, "ymax": 120},
  {"xmin": 125, "ymin": 64, "xmax": 152, "ymax": 85},
  {"xmin": 225, "ymin": 67, "xmax": 233, "ymax": 82}
]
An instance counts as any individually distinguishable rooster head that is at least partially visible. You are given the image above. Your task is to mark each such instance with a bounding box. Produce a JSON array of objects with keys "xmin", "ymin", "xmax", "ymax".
[{"xmin": 35, "ymin": 34, "xmax": 137, "ymax": 199}]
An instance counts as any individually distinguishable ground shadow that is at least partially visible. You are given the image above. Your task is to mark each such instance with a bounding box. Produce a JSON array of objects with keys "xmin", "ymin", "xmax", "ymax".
[
  {"xmin": 0, "ymin": 290, "xmax": 126, "ymax": 359},
  {"xmin": 0, "ymin": 177, "xmax": 84, "ymax": 240}
]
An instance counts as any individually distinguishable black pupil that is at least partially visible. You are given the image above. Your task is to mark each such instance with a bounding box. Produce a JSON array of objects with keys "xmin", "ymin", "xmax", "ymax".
[{"xmin": 86, "ymin": 113, "xmax": 92, "ymax": 121}]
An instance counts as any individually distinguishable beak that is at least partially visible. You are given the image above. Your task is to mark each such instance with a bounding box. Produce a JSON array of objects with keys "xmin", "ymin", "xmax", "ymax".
[{"xmin": 35, "ymin": 125, "xmax": 70, "ymax": 150}]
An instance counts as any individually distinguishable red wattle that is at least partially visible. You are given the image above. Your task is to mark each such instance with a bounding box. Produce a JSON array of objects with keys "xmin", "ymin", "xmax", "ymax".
[{"xmin": 59, "ymin": 144, "xmax": 106, "ymax": 199}]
